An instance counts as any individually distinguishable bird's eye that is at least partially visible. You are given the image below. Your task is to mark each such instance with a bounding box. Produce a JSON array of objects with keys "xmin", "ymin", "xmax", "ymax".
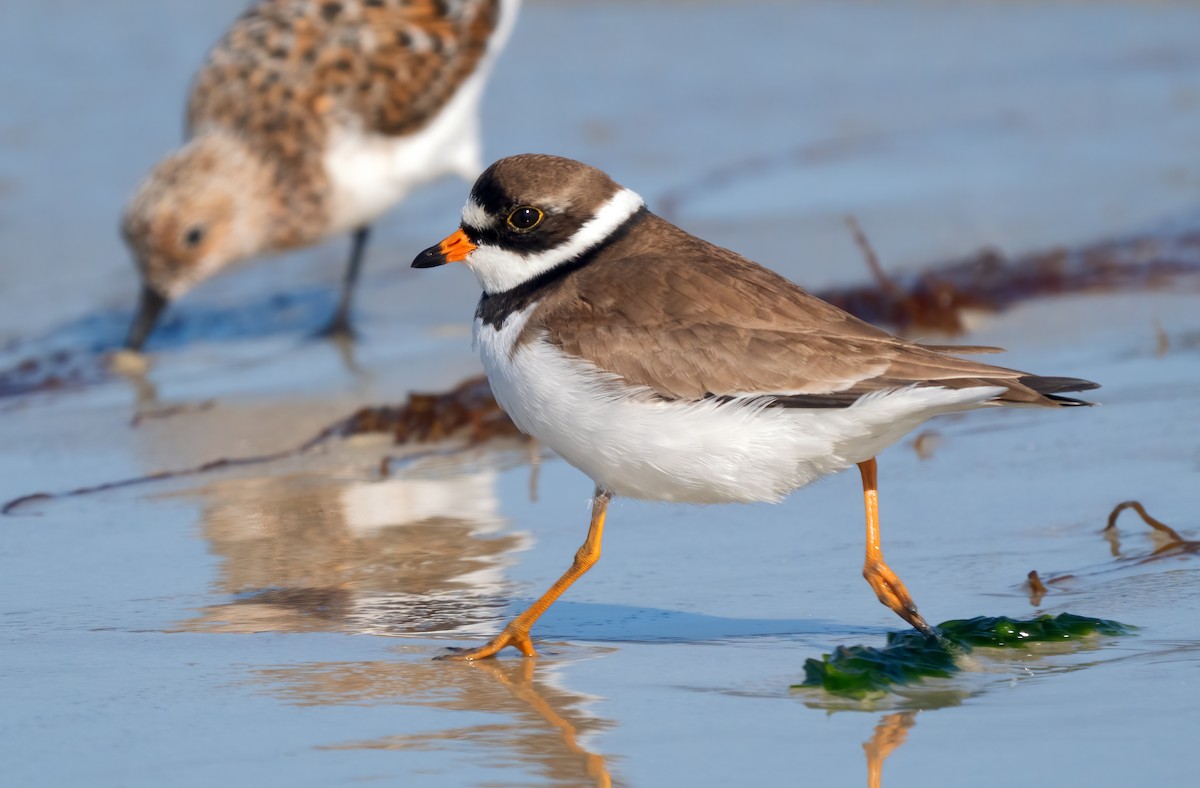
[
  {"xmin": 506, "ymin": 206, "xmax": 543, "ymax": 232},
  {"xmin": 183, "ymin": 225, "xmax": 206, "ymax": 248}
]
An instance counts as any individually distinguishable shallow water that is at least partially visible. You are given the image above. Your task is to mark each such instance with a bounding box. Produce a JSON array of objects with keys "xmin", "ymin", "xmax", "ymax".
[{"xmin": 3, "ymin": 1, "xmax": 1200, "ymax": 786}]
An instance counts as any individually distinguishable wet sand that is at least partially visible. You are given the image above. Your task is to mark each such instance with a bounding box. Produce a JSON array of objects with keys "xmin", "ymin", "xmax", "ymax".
[{"xmin": 3, "ymin": 2, "xmax": 1200, "ymax": 786}]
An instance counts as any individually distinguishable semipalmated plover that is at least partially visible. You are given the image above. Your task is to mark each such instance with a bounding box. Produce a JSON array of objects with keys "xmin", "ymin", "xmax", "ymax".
[
  {"xmin": 413, "ymin": 154, "xmax": 1098, "ymax": 659},
  {"xmin": 122, "ymin": 0, "xmax": 520, "ymax": 349}
]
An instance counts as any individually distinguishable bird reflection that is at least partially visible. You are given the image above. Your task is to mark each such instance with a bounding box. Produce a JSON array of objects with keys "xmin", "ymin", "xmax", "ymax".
[
  {"xmin": 178, "ymin": 458, "xmax": 531, "ymax": 637},
  {"xmin": 168, "ymin": 418, "xmax": 615, "ymax": 784},
  {"xmin": 250, "ymin": 652, "xmax": 615, "ymax": 787},
  {"xmin": 863, "ymin": 711, "xmax": 917, "ymax": 788}
]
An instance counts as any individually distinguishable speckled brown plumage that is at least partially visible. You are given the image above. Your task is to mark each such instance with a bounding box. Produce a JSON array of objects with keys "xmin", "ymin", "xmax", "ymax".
[
  {"xmin": 186, "ymin": 0, "xmax": 501, "ymax": 248},
  {"xmin": 122, "ymin": 0, "xmax": 515, "ymax": 347}
]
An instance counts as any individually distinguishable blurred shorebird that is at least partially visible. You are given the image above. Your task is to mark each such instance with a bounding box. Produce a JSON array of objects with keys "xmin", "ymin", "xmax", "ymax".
[
  {"xmin": 413, "ymin": 154, "xmax": 1099, "ymax": 659},
  {"xmin": 122, "ymin": 0, "xmax": 520, "ymax": 349}
]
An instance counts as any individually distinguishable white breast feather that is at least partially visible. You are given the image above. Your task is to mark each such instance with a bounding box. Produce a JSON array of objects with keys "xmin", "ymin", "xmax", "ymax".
[{"xmin": 476, "ymin": 304, "xmax": 1005, "ymax": 504}]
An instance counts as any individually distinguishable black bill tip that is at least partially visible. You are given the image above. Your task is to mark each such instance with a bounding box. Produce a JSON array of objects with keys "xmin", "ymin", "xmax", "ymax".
[
  {"xmin": 125, "ymin": 285, "xmax": 169, "ymax": 351},
  {"xmin": 411, "ymin": 244, "xmax": 449, "ymax": 269}
]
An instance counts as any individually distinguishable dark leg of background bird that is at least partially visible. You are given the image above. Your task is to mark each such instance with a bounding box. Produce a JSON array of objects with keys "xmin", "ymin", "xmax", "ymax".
[
  {"xmin": 858, "ymin": 458, "xmax": 937, "ymax": 637},
  {"xmin": 440, "ymin": 486, "xmax": 613, "ymax": 660},
  {"xmin": 318, "ymin": 225, "xmax": 370, "ymax": 339}
]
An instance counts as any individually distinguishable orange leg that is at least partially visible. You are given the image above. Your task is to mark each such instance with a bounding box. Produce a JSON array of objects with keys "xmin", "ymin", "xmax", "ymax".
[
  {"xmin": 858, "ymin": 458, "xmax": 936, "ymax": 636},
  {"xmin": 440, "ymin": 486, "xmax": 613, "ymax": 660}
]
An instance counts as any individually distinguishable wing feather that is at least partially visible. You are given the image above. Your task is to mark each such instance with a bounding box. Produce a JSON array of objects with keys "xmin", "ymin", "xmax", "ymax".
[{"xmin": 534, "ymin": 214, "xmax": 1096, "ymax": 407}]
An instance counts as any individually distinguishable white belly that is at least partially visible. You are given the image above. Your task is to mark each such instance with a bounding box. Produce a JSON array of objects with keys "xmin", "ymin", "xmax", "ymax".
[
  {"xmin": 323, "ymin": 79, "xmax": 483, "ymax": 233},
  {"xmin": 476, "ymin": 305, "xmax": 1002, "ymax": 504}
]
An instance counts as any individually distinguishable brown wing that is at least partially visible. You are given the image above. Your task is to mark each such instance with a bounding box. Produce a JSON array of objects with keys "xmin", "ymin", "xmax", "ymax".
[
  {"xmin": 535, "ymin": 214, "xmax": 1097, "ymax": 407},
  {"xmin": 187, "ymin": 0, "xmax": 501, "ymax": 141}
]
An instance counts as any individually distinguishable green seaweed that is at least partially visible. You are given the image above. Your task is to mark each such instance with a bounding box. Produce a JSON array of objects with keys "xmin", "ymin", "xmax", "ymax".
[
  {"xmin": 935, "ymin": 613, "xmax": 1130, "ymax": 647},
  {"xmin": 797, "ymin": 614, "xmax": 1132, "ymax": 699}
]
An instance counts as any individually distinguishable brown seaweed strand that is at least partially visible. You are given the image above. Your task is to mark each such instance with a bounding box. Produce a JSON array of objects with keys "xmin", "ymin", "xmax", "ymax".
[{"xmin": 1, "ymin": 425, "xmax": 339, "ymax": 516}]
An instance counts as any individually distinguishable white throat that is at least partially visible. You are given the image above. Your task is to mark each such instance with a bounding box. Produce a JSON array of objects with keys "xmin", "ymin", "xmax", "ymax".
[{"xmin": 463, "ymin": 187, "xmax": 644, "ymax": 294}]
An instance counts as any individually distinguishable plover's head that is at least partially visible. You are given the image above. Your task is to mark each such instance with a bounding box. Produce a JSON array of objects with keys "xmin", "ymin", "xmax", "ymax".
[
  {"xmin": 412, "ymin": 154, "xmax": 644, "ymax": 295},
  {"xmin": 120, "ymin": 133, "xmax": 270, "ymax": 350}
]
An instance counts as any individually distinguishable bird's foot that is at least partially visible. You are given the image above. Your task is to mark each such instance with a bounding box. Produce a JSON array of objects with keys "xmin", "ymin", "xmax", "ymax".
[
  {"xmin": 864, "ymin": 562, "xmax": 940, "ymax": 639},
  {"xmin": 435, "ymin": 627, "xmax": 537, "ymax": 661}
]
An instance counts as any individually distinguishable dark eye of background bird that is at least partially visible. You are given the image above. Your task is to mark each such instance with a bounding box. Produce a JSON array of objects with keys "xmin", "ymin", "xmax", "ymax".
[{"xmin": 183, "ymin": 226, "xmax": 206, "ymax": 248}]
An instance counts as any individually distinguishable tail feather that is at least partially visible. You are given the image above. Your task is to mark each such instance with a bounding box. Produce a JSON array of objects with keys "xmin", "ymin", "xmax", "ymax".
[
  {"xmin": 1015, "ymin": 374, "xmax": 1099, "ymax": 407},
  {"xmin": 1044, "ymin": 394, "xmax": 1094, "ymax": 407},
  {"xmin": 918, "ymin": 343, "xmax": 1005, "ymax": 355}
]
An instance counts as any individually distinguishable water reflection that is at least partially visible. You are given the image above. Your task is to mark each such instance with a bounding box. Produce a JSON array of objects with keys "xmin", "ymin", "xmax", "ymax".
[
  {"xmin": 251, "ymin": 652, "xmax": 615, "ymax": 787},
  {"xmin": 863, "ymin": 712, "xmax": 917, "ymax": 788},
  {"xmin": 172, "ymin": 433, "xmax": 617, "ymax": 783},
  {"xmin": 179, "ymin": 457, "xmax": 531, "ymax": 637},
  {"xmin": 793, "ymin": 630, "xmax": 1140, "ymax": 786}
]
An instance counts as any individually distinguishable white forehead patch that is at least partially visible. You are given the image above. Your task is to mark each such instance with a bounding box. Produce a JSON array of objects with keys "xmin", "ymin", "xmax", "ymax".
[
  {"xmin": 461, "ymin": 196, "xmax": 575, "ymax": 230},
  {"xmin": 465, "ymin": 187, "xmax": 645, "ymax": 295},
  {"xmin": 460, "ymin": 199, "xmax": 493, "ymax": 230}
]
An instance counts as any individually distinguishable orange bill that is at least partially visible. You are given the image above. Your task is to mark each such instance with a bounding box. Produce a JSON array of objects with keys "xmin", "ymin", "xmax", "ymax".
[{"xmin": 412, "ymin": 228, "xmax": 477, "ymax": 268}]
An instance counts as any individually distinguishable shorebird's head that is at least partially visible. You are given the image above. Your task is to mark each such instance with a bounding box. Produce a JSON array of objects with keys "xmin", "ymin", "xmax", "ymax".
[
  {"xmin": 120, "ymin": 134, "xmax": 270, "ymax": 350},
  {"xmin": 412, "ymin": 154, "xmax": 645, "ymax": 295}
]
